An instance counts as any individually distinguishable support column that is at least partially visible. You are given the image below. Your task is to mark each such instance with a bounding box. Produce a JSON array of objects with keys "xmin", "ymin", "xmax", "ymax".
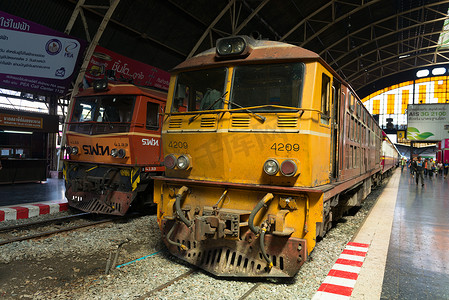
[
  {"xmin": 58, "ymin": 0, "xmax": 121, "ymax": 171},
  {"xmin": 48, "ymin": 95, "xmax": 58, "ymax": 175}
]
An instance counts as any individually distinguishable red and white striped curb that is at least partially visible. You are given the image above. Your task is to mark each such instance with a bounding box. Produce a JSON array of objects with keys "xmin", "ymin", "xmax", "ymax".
[
  {"xmin": 0, "ymin": 201, "xmax": 68, "ymax": 222},
  {"xmin": 312, "ymin": 242, "xmax": 370, "ymax": 300}
]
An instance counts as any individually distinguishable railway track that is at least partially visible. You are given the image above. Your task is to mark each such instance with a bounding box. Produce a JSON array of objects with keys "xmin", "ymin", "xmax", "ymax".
[
  {"xmin": 132, "ymin": 181, "xmax": 389, "ymax": 300},
  {"xmin": 136, "ymin": 266, "xmax": 264, "ymax": 300},
  {"xmin": 0, "ymin": 212, "xmax": 139, "ymax": 246}
]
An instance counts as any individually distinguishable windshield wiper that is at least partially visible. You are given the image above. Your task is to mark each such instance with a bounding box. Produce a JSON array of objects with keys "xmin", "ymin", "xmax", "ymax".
[
  {"xmin": 227, "ymin": 100, "xmax": 266, "ymax": 123},
  {"xmin": 84, "ymin": 106, "xmax": 95, "ymax": 120},
  {"xmin": 188, "ymin": 91, "xmax": 228, "ymax": 124},
  {"xmin": 231, "ymin": 104, "xmax": 305, "ymax": 118},
  {"xmin": 103, "ymin": 111, "xmax": 114, "ymax": 129}
]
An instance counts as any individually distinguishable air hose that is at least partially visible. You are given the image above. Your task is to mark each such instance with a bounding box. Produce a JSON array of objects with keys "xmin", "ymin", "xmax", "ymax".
[
  {"xmin": 248, "ymin": 193, "xmax": 274, "ymax": 234},
  {"xmin": 166, "ymin": 223, "xmax": 187, "ymax": 251},
  {"xmin": 175, "ymin": 186, "xmax": 191, "ymax": 227},
  {"xmin": 260, "ymin": 228, "xmax": 273, "ymax": 270},
  {"xmin": 248, "ymin": 193, "xmax": 274, "ymax": 269}
]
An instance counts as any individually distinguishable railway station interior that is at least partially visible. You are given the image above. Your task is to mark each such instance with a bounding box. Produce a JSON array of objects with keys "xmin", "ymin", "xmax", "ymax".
[{"xmin": 1, "ymin": 1, "xmax": 449, "ymax": 299}]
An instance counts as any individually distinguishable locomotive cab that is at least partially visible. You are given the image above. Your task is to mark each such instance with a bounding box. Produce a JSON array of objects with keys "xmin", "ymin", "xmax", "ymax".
[{"xmin": 63, "ymin": 81, "xmax": 166, "ymax": 215}]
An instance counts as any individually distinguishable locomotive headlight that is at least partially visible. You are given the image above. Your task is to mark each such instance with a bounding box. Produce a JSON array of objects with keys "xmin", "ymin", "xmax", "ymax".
[
  {"xmin": 280, "ymin": 160, "xmax": 298, "ymax": 177},
  {"xmin": 111, "ymin": 148, "xmax": 126, "ymax": 158},
  {"xmin": 93, "ymin": 78, "xmax": 108, "ymax": 92},
  {"xmin": 177, "ymin": 155, "xmax": 190, "ymax": 170},
  {"xmin": 216, "ymin": 36, "xmax": 250, "ymax": 57},
  {"xmin": 71, "ymin": 146, "xmax": 79, "ymax": 155},
  {"xmin": 263, "ymin": 159, "xmax": 279, "ymax": 175},
  {"xmin": 117, "ymin": 149, "xmax": 126, "ymax": 158},
  {"xmin": 164, "ymin": 154, "xmax": 177, "ymax": 169},
  {"xmin": 111, "ymin": 148, "xmax": 119, "ymax": 158}
]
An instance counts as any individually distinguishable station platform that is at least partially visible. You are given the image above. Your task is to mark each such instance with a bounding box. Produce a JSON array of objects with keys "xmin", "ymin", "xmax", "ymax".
[
  {"xmin": 315, "ymin": 168, "xmax": 449, "ymax": 299},
  {"xmin": 0, "ymin": 178, "xmax": 68, "ymax": 222}
]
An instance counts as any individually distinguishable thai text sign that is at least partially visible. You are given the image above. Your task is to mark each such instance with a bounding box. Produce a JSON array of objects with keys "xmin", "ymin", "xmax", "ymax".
[
  {"xmin": 407, "ymin": 104, "xmax": 449, "ymax": 141},
  {"xmin": 0, "ymin": 11, "xmax": 85, "ymax": 95},
  {"xmin": 84, "ymin": 45, "xmax": 169, "ymax": 91},
  {"xmin": 0, "ymin": 113, "xmax": 43, "ymax": 129}
]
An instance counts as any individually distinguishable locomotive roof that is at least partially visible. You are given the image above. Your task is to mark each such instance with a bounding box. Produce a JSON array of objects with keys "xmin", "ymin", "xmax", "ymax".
[
  {"xmin": 76, "ymin": 83, "xmax": 167, "ymax": 102},
  {"xmin": 172, "ymin": 38, "xmax": 354, "ymax": 97}
]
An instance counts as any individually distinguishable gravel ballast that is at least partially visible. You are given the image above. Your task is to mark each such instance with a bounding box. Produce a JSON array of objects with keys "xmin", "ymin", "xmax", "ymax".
[{"xmin": 0, "ymin": 179, "xmax": 388, "ymax": 299}]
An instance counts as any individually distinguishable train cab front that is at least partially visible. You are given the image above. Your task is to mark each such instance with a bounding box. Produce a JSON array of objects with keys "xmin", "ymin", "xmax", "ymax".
[
  {"xmin": 153, "ymin": 35, "xmax": 333, "ymax": 277},
  {"xmin": 63, "ymin": 80, "xmax": 165, "ymax": 215}
]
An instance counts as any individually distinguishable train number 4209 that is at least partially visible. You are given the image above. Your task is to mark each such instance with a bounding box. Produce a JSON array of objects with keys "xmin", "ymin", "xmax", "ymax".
[
  {"xmin": 271, "ymin": 143, "xmax": 300, "ymax": 152},
  {"xmin": 168, "ymin": 141, "xmax": 188, "ymax": 149}
]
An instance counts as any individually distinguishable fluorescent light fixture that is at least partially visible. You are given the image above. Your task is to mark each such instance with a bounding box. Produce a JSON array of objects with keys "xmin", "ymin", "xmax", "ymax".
[
  {"xmin": 399, "ymin": 54, "xmax": 410, "ymax": 59},
  {"xmin": 416, "ymin": 69, "xmax": 429, "ymax": 78},
  {"xmin": 3, "ymin": 130, "xmax": 33, "ymax": 134},
  {"xmin": 432, "ymin": 67, "xmax": 446, "ymax": 75}
]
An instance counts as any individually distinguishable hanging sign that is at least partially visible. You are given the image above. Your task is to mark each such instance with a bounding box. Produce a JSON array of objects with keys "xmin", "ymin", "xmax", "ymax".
[
  {"xmin": 0, "ymin": 11, "xmax": 86, "ymax": 95},
  {"xmin": 407, "ymin": 104, "xmax": 449, "ymax": 141}
]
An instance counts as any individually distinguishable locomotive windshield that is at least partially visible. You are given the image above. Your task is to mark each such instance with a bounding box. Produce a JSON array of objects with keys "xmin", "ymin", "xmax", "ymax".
[
  {"xmin": 69, "ymin": 95, "xmax": 136, "ymax": 134},
  {"xmin": 172, "ymin": 63, "xmax": 304, "ymax": 113},
  {"xmin": 231, "ymin": 63, "xmax": 304, "ymax": 111},
  {"xmin": 71, "ymin": 96, "xmax": 135, "ymax": 123},
  {"xmin": 172, "ymin": 68, "xmax": 227, "ymax": 112}
]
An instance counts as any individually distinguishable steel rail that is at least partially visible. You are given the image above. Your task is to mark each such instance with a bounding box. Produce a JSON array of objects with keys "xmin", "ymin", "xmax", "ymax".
[
  {"xmin": 238, "ymin": 282, "xmax": 263, "ymax": 300},
  {"xmin": 0, "ymin": 214, "xmax": 142, "ymax": 246},
  {"xmin": 137, "ymin": 269, "xmax": 197, "ymax": 300},
  {"xmin": 0, "ymin": 212, "xmax": 92, "ymax": 233}
]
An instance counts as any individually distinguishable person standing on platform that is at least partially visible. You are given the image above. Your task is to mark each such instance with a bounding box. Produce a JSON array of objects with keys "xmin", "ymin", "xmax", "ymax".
[
  {"xmin": 401, "ymin": 157, "xmax": 406, "ymax": 172},
  {"xmin": 409, "ymin": 158, "xmax": 415, "ymax": 177},
  {"xmin": 423, "ymin": 158, "xmax": 428, "ymax": 177},
  {"xmin": 414, "ymin": 156, "xmax": 425, "ymax": 186},
  {"xmin": 436, "ymin": 161, "xmax": 443, "ymax": 177},
  {"xmin": 427, "ymin": 158, "xmax": 435, "ymax": 178},
  {"xmin": 444, "ymin": 160, "xmax": 449, "ymax": 179}
]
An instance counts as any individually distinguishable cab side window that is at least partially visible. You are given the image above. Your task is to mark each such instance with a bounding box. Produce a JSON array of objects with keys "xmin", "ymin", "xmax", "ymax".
[
  {"xmin": 146, "ymin": 102, "xmax": 159, "ymax": 130},
  {"xmin": 321, "ymin": 73, "xmax": 331, "ymax": 125}
]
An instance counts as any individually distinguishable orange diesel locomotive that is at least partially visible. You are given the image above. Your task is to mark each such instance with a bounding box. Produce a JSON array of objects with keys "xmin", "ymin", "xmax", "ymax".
[
  {"xmin": 153, "ymin": 36, "xmax": 398, "ymax": 277},
  {"xmin": 63, "ymin": 80, "xmax": 166, "ymax": 215}
]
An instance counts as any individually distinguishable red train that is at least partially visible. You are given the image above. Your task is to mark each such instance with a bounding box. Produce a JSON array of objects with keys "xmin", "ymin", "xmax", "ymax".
[{"xmin": 63, "ymin": 80, "xmax": 166, "ymax": 215}]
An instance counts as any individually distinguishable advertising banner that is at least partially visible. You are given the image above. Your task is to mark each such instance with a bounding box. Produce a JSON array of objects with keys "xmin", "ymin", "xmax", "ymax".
[
  {"xmin": 83, "ymin": 45, "xmax": 169, "ymax": 91},
  {"xmin": 0, "ymin": 11, "xmax": 85, "ymax": 95},
  {"xmin": 407, "ymin": 104, "xmax": 449, "ymax": 141}
]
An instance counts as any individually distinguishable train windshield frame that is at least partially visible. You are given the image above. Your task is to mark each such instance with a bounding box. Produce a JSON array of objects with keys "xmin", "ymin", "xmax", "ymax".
[
  {"xmin": 69, "ymin": 95, "xmax": 136, "ymax": 134},
  {"xmin": 231, "ymin": 62, "xmax": 305, "ymax": 112},
  {"xmin": 172, "ymin": 67, "xmax": 227, "ymax": 113},
  {"xmin": 72, "ymin": 95, "xmax": 136, "ymax": 123}
]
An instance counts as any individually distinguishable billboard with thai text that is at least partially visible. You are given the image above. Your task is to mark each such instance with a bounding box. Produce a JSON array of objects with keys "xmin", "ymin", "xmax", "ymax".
[
  {"xmin": 407, "ymin": 104, "xmax": 449, "ymax": 141},
  {"xmin": 0, "ymin": 11, "xmax": 85, "ymax": 95},
  {"xmin": 83, "ymin": 45, "xmax": 169, "ymax": 91}
]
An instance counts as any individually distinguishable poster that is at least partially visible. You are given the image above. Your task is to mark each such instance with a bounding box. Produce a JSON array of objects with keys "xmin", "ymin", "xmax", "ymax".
[
  {"xmin": 83, "ymin": 45, "xmax": 169, "ymax": 91},
  {"xmin": 0, "ymin": 11, "xmax": 85, "ymax": 95},
  {"xmin": 407, "ymin": 104, "xmax": 449, "ymax": 141}
]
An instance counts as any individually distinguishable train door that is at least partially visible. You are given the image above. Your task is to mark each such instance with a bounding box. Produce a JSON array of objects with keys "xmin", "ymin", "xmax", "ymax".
[{"xmin": 330, "ymin": 80, "xmax": 341, "ymax": 180}]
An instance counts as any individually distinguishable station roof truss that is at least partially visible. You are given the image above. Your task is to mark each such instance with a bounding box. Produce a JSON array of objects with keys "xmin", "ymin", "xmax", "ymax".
[{"xmin": 2, "ymin": 0, "xmax": 449, "ymax": 99}]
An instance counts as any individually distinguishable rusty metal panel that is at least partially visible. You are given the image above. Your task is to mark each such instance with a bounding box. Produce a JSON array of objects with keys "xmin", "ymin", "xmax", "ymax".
[{"xmin": 161, "ymin": 220, "xmax": 307, "ymax": 277}]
